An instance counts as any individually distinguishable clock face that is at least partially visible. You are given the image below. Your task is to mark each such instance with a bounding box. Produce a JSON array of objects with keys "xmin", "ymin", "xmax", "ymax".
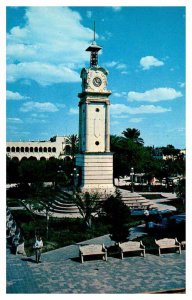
[{"xmin": 92, "ymin": 76, "xmax": 102, "ymax": 87}]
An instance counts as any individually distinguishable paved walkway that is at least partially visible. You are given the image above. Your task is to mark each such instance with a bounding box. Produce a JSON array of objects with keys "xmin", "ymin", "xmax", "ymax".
[
  {"xmin": 140, "ymin": 192, "xmax": 178, "ymax": 211},
  {"xmin": 7, "ymin": 235, "xmax": 185, "ymax": 294}
]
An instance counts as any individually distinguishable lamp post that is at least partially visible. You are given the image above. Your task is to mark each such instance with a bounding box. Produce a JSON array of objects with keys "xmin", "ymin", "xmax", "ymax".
[
  {"xmin": 130, "ymin": 167, "xmax": 134, "ymax": 193},
  {"xmin": 71, "ymin": 167, "xmax": 79, "ymax": 191}
]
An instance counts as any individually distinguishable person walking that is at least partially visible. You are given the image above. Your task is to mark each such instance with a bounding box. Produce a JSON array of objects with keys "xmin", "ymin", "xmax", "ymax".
[{"xmin": 33, "ymin": 235, "xmax": 43, "ymax": 263}]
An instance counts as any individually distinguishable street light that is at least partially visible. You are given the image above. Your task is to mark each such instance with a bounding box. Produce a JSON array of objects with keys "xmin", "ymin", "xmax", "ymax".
[
  {"xmin": 71, "ymin": 167, "xmax": 79, "ymax": 190},
  {"xmin": 130, "ymin": 167, "xmax": 134, "ymax": 193}
]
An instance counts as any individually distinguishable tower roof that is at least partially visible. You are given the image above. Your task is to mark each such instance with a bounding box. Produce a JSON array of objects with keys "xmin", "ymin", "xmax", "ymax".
[
  {"xmin": 86, "ymin": 22, "xmax": 102, "ymax": 67},
  {"xmin": 86, "ymin": 42, "xmax": 102, "ymax": 53}
]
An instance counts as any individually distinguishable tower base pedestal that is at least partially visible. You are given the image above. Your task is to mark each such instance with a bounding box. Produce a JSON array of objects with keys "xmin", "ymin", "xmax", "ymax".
[{"xmin": 76, "ymin": 153, "xmax": 115, "ymax": 195}]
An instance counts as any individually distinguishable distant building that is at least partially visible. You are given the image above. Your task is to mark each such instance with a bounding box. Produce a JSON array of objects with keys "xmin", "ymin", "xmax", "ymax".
[
  {"xmin": 152, "ymin": 147, "xmax": 185, "ymax": 160},
  {"xmin": 6, "ymin": 136, "xmax": 72, "ymax": 161}
]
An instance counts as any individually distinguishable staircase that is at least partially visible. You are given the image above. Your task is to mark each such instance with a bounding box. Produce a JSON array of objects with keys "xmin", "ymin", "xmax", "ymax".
[
  {"xmin": 119, "ymin": 188, "xmax": 154, "ymax": 209},
  {"xmin": 48, "ymin": 190, "xmax": 80, "ymax": 217}
]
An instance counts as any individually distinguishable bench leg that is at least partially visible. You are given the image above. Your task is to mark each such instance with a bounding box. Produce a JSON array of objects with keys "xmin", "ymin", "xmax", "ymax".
[
  {"xmin": 179, "ymin": 246, "xmax": 181, "ymax": 254},
  {"xmin": 104, "ymin": 253, "xmax": 107, "ymax": 261},
  {"xmin": 143, "ymin": 249, "xmax": 145, "ymax": 257},
  {"xmin": 81, "ymin": 254, "xmax": 84, "ymax": 263},
  {"xmin": 121, "ymin": 251, "xmax": 123, "ymax": 259},
  {"xmin": 158, "ymin": 248, "xmax": 161, "ymax": 256}
]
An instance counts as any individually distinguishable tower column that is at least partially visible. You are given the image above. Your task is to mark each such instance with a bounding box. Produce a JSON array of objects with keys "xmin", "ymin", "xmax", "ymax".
[
  {"xmin": 79, "ymin": 103, "xmax": 82, "ymax": 151},
  {"xmin": 105, "ymin": 103, "xmax": 110, "ymax": 152},
  {"xmin": 85, "ymin": 102, "xmax": 89, "ymax": 152}
]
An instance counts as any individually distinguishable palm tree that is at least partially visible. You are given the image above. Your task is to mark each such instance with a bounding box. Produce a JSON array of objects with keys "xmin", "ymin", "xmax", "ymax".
[
  {"xmin": 65, "ymin": 134, "xmax": 79, "ymax": 163},
  {"xmin": 122, "ymin": 128, "xmax": 144, "ymax": 146},
  {"xmin": 71, "ymin": 191, "xmax": 102, "ymax": 228},
  {"xmin": 110, "ymin": 135, "xmax": 124, "ymax": 152}
]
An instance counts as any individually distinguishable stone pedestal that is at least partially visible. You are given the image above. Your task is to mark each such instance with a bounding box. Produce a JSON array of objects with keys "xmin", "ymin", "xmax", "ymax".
[{"xmin": 76, "ymin": 153, "xmax": 115, "ymax": 194}]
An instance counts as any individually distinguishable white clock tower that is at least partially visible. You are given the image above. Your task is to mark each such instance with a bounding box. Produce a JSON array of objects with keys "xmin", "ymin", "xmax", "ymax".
[{"xmin": 76, "ymin": 33, "xmax": 114, "ymax": 194}]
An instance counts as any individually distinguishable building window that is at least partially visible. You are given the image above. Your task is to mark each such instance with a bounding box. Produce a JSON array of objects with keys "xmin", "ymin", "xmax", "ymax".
[
  {"xmin": 95, "ymin": 141, "xmax": 99, "ymax": 146},
  {"xmin": 48, "ymin": 147, "xmax": 51, "ymax": 153},
  {"xmin": 29, "ymin": 156, "xmax": 37, "ymax": 161},
  {"xmin": 52, "ymin": 147, "xmax": 56, "ymax": 152},
  {"xmin": 11, "ymin": 147, "xmax": 15, "ymax": 152},
  {"xmin": 34, "ymin": 147, "xmax": 38, "ymax": 152},
  {"xmin": 39, "ymin": 147, "xmax": 42, "ymax": 152},
  {"xmin": 40, "ymin": 157, "xmax": 46, "ymax": 161},
  {"xmin": 96, "ymin": 108, "xmax": 100, "ymax": 112},
  {"xmin": 44, "ymin": 147, "xmax": 47, "ymax": 152},
  {"xmin": 21, "ymin": 157, "xmax": 27, "ymax": 161},
  {"xmin": 49, "ymin": 157, "xmax": 55, "ymax": 160},
  {"xmin": 30, "ymin": 147, "xmax": 33, "ymax": 152},
  {"xmin": 25, "ymin": 147, "xmax": 29, "ymax": 152},
  {"xmin": 16, "ymin": 147, "xmax": 20, "ymax": 152},
  {"xmin": 21, "ymin": 147, "xmax": 24, "ymax": 152},
  {"xmin": 6, "ymin": 147, "xmax": 10, "ymax": 152}
]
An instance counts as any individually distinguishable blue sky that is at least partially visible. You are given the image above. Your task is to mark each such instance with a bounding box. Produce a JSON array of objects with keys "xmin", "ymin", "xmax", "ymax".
[{"xmin": 6, "ymin": 6, "xmax": 185, "ymax": 148}]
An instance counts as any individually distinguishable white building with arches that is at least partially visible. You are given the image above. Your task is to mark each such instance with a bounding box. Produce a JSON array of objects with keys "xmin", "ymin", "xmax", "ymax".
[{"xmin": 6, "ymin": 136, "xmax": 72, "ymax": 161}]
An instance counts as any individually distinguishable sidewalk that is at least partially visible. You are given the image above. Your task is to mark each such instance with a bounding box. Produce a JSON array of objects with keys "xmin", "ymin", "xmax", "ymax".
[
  {"xmin": 140, "ymin": 192, "xmax": 177, "ymax": 211},
  {"xmin": 7, "ymin": 234, "xmax": 185, "ymax": 294}
]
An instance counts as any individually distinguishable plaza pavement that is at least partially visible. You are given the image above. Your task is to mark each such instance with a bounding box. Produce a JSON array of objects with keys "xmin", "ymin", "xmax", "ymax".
[{"xmin": 7, "ymin": 234, "xmax": 185, "ymax": 294}]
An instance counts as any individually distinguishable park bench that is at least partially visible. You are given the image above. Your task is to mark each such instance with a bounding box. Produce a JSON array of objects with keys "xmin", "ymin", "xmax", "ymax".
[
  {"xmin": 155, "ymin": 238, "xmax": 181, "ymax": 256},
  {"xmin": 16, "ymin": 242, "xmax": 26, "ymax": 255},
  {"xmin": 79, "ymin": 244, "xmax": 107, "ymax": 263},
  {"xmin": 118, "ymin": 241, "xmax": 145, "ymax": 259},
  {"xmin": 181, "ymin": 241, "xmax": 186, "ymax": 249}
]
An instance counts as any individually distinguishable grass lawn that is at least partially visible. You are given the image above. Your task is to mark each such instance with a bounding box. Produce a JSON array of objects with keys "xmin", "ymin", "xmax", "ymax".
[{"xmin": 10, "ymin": 209, "xmax": 111, "ymax": 256}]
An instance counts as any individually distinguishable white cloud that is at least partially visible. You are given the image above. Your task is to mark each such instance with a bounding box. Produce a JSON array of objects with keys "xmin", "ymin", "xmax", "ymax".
[
  {"xmin": 20, "ymin": 101, "xmax": 59, "ymax": 113},
  {"xmin": 69, "ymin": 108, "xmax": 79, "ymax": 115},
  {"xmin": 6, "ymin": 90, "xmax": 29, "ymax": 100},
  {"xmin": 104, "ymin": 61, "xmax": 127, "ymax": 71},
  {"xmin": 178, "ymin": 82, "xmax": 185, "ymax": 88},
  {"xmin": 7, "ymin": 7, "xmax": 94, "ymax": 85},
  {"xmin": 100, "ymin": 31, "xmax": 112, "ymax": 41},
  {"xmin": 128, "ymin": 88, "xmax": 182, "ymax": 102},
  {"xmin": 104, "ymin": 61, "xmax": 118, "ymax": 68},
  {"xmin": 129, "ymin": 118, "xmax": 143, "ymax": 123},
  {"xmin": 111, "ymin": 104, "xmax": 171, "ymax": 115},
  {"xmin": 116, "ymin": 63, "xmax": 127, "ymax": 70},
  {"xmin": 140, "ymin": 56, "xmax": 164, "ymax": 70},
  {"xmin": 7, "ymin": 62, "xmax": 80, "ymax": 86},
  {"xmin": 113, "ymin": 92, "xmax": 127, "ymax": 98},
  {"xmin": 7, "ymin": 117, "xmax": 23, "ymax": 123}
]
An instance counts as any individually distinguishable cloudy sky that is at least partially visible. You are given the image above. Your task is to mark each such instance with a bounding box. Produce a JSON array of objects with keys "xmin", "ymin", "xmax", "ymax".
[{"xmin": 6, "ymin": 6, "xmax": 185, "ymax": 148}]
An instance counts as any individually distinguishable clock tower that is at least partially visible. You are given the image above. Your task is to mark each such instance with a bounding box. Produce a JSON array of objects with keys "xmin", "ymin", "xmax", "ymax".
[{"xmin": 76, "ymin": 32, "xmax": 114, "ymax": 194}]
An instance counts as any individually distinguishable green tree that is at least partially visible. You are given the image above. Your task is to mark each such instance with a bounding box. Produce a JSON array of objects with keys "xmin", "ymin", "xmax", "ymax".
[
  {"xmin": 175, "ymin": 178, "xmax": 185, "ymax": 203},
  {"xmin": 65, "ymin": 134, "xmax": 79, "ymax": 164},
  {"xmin": 20, "ymin": 183, "xmax": 57, "ymax": 239},
  {"xmin": 102, "ymin": 189, "xmax": 130, "ymax": 242},
  {"xmin": 162, "ymin": 144, "xmax": 180, "ymax": 157},
  {"xmin": 122, "ymin": 128, "xmax": 144, "ymax": 146},
  {"xmin": 6, "ymin": 156, "xmax": 20, "ymax": 183},
  {"xmin": 71, "ymin": 191, "xmax": 102, "ymax": 228}
]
